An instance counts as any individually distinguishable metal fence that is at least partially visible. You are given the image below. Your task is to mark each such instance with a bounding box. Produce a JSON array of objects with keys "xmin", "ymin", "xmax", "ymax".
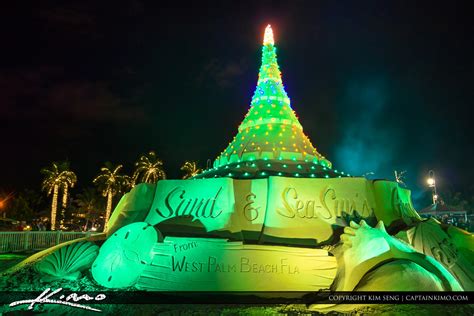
[{"xmin": 0, "ymin": 231, "xmax": 95, "ymax": 253}]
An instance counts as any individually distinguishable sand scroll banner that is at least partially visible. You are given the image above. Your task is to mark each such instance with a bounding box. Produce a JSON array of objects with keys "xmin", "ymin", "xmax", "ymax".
[
  {"xmin": 262, "ymin": 177, "xmax": 377, "ymax": 245},
  {"xmin": 136, "ymin": 237, "xmax": 337, "ymax": 291},
  {"xmin": 145, "ymin": 178, "xmax": 236, "ymax": 234}
]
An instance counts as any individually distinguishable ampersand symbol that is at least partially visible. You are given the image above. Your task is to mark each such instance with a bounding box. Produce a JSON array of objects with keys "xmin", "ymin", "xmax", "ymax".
[{"xmin": 243, "ymin": 193, "xmax": 260, "ymax": 221}]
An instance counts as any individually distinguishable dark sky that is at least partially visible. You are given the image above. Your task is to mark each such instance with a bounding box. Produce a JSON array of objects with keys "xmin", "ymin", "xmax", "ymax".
[{"xmin": 1, "ymin": 1, "xmax": 472, "ymax": 207}]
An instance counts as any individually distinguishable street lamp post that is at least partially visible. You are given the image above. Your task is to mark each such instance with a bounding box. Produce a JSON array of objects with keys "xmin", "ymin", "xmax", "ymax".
[{"xmin": 427, "ymin": 170, "xmax": 438, "ymax": 205}]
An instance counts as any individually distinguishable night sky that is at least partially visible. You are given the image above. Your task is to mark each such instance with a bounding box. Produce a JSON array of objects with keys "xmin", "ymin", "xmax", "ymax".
[{"xmin": 1, "ymin": 1, "xmax": 472, "ymax": 208}]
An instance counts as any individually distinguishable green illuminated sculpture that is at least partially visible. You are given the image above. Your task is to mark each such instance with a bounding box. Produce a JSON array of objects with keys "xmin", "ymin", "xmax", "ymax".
[
  {"xmin": 91, "ymin": 25, "xmax": 470, "ymax": 292},
  {"xmin": 3, "ymin": 25, "xmax": 472, "ymax": 303}
]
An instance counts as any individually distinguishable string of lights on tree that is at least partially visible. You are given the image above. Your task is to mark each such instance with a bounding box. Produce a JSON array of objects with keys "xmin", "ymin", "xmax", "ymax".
[{"xmin": 196, "ymin": 25, "xmax": 350, "ymax": 179}]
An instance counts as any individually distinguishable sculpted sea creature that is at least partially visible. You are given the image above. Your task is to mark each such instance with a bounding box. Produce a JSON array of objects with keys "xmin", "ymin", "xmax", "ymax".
[
  {"xmin": 91, "ymin": 222, "xmax": 158, "ymax": 288},
  {"xmin": 35, "ymin": 241, "xmax": 99, "ymax": 282},
  {"xmin": 333, "ymin": 220, "xmax": 462, "ymax": 291},
  {"xmin": 309, "ymin": 220, "xmax": 463, "ymax": 311}
]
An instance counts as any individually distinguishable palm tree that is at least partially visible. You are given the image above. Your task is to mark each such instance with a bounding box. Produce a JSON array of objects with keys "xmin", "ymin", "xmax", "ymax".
[
  {"xmin": 132, "ymin": 151, "xmax": 166, "ymax": 186},
  {"xmin": 181, "ymin": 161, "xmax": 202, "ymax": 179},
  {"xmin": 93, "ymin": 162, "xmax": 131, "ymax": 230},
  {"xmin": 41, "ymin": 162, "xmax": 77, "ymax": 230},
  {"xmin": 74, "ymin": 187, "xmax": 100, "ymax": 231}
]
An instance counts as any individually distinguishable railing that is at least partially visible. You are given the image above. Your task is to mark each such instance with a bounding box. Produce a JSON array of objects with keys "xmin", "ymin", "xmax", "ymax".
[{"xmin": 0, "ymin": 231, "xmax": 96, "ymax": 253}]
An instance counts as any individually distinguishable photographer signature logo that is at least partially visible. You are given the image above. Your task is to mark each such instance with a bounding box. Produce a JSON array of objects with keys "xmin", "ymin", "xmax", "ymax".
[{"xmin": 9, "ymin": 287, "xmax": 106, "ymax": 312}]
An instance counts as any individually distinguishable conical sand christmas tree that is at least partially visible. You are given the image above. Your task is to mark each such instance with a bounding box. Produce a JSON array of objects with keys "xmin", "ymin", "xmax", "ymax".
[{"xmin": 198, "ymin": 25, "xmax": 348, "ymax": 179}]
